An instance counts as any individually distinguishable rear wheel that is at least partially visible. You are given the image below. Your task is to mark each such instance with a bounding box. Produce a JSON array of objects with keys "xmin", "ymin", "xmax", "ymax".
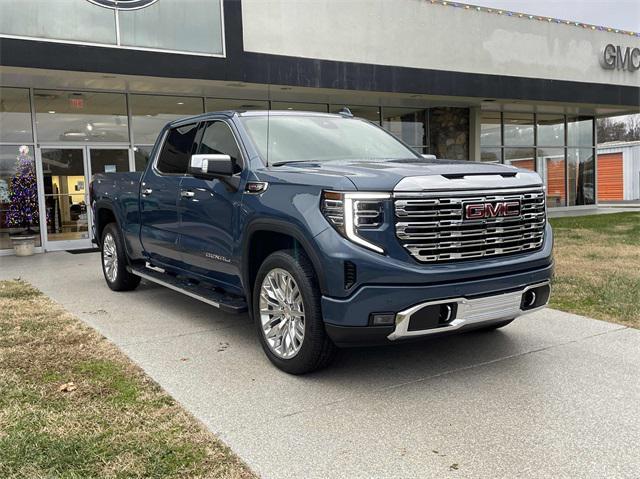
[
  {"xmin": 253, "ymin": 249, "xmax": 336, "ymax": 374},
  {"xmin": 101, "ymin": 223, "xmax": 140, "ymax": 292}
]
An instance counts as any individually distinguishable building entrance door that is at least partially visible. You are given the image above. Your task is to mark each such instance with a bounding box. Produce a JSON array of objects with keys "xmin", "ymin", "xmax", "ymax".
[
  {"xmin": 37, "ymin": 146, "xmax": 131, "ymax": 251},
  {"xmin": 39, "ymin": 147, "xmax": 93, "ymax": 251}
]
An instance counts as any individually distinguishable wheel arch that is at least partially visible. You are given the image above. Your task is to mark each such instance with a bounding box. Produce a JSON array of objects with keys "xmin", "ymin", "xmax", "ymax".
[
  {"xmin": 94, "ymin": 202, "xmax": 118, "ymax": 247},
  {"xmin": 242, "ymin": 219, "xmax": 327, "ymax": 317}
]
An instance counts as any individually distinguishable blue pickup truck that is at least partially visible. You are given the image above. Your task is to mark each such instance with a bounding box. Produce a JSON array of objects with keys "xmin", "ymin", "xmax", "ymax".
[{"xmin": 91, "ymin": 110, "xmax": 553, "ymax": 374}]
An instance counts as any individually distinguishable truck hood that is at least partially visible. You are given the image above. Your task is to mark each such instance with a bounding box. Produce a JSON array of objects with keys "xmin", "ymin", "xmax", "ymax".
[{"xmin": 271, "ymin": 158, "xmax": 542, "ymax": 191}]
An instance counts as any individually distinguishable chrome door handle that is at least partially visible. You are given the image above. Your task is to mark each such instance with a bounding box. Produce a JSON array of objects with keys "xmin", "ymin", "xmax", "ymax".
[
  {"xmin": 180, "ymin": 190, "xmax": 195, "ymax": 198},
  {"xmin": 142, "ymin": 188, "xmax": 153, "ymax": 196}
]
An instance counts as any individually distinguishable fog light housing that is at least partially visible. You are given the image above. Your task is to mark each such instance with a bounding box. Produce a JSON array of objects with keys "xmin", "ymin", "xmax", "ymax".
[
  {"xmin": 520, "ymin": 284, "xmax": 551, "ymax": 311},
  {"xmin": 370, "ymin": 313, "xmax": 395, "ymax": 326}
]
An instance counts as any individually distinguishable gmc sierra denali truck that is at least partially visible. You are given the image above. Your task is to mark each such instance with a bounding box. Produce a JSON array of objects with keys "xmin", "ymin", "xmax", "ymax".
[{"xmin": 91, "ymin": 110, "xmax": 553, "ymax": 374}]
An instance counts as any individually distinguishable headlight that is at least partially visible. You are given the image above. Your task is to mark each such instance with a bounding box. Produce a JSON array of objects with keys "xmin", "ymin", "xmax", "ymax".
[{"xmin": 321, "ymin": 191, "xmax": 391, "ymax": 253}]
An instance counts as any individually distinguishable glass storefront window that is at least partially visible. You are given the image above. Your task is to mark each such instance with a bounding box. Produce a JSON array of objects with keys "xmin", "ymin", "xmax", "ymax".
[
  {"xmin": 537, "ymin": 114, "xmax": 564, "ymax": 147},
  {"xmin": 480, "ymin": 112, "xmax": 501, "ymax": 146},
  {"xmin": 271, "ymin": 102, "xmax": 329, "ymax": 112},
  {"xmin": 130, "ymin": 94, "xmax": 203, "ymax": 145},
  {"xmin": 568, "ymin": 148, "xmax": 595, "ymax": 206},
  {"xmin": 118, "ymin": 0, "xmax": 223, "ymax": 55},
  {"xmin": 205, "ymin": 98, "xmax": 269, "ymax": 113},
  {"xmin": 504, "ymin": 113, "xmax": 534, "ymax": 146},
  {"xmin": 0, "ymin": 0, "xmax": 117, "ymax": 45},
  {"xmin": 504, "ymin": 148, "xmax": 535, "ymax": 171},
  {"xmin": 134, "ymin": 146, "xmax": 154, "ymax": 172},
  {"xmin": 34, "ymin": 90, "xmax": 128, "ymax": 143},
  {"xmin": 0, "ymin": 87, "xmax": 33, "ymax": 143},
  {"xmin": 567, "ymin": 116, "xmax": 594, "ymax": 146},
  {"xmin": 382, "ymin": 107, "xmax": 428, "ymax": 151},
  {"xmin": 0, "ymin": 145, "xmax": 41, "ymax": 250},
  {"xmin": 330, "ymin": 105, "xmax": 380, "ymax": 123},
  {"xmin": 89, "ymin": 149, "xmax": 129, "ymax": 174},
  {"xmin": 538, "ymin": 148, "xmax": 566, "ymax": 207},
  {"xmin": 480, "ymin": 147, "xmax": 501, "ymax": 163}
]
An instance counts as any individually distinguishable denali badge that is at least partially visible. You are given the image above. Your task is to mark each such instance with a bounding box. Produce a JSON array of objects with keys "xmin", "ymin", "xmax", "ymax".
[
  {"xmin": 464, "ymin": 201, "xmax": 521, "ymax": 220},
  {"xmin": 87, "ymin": 0, "xmax": 159, "ymax": 10}
]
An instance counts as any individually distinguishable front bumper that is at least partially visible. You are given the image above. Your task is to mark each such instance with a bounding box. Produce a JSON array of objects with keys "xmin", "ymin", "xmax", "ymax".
[{"xmin": 322, "ymin": 263, "xmax": 553, "ymax": 346}]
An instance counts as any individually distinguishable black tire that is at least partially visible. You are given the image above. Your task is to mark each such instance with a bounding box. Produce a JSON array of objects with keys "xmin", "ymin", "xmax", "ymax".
[
  {"xmin": 101, "ymin": 223, "xmax": 141, "ymax": 292},
  {"xmin": 476, "ymin": 319, "xmax": 514, "ymax": 332},
  {"xmin": 253, "ymin": 249, "xmax": 336, "ymax": 374}
]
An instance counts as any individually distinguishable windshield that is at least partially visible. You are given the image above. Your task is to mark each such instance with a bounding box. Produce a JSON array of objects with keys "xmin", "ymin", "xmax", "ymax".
[{"xmin": 240, "ymin": 115, "xmax": 420, "ymax": 165}]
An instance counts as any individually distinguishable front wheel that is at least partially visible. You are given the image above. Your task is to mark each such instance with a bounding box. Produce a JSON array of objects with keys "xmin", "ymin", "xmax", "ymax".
[
  {"xmin": 253, "ymin": 249, "xmax": 336, "ymax": 374},
  {"xmin": 101, "ymin": 223, "xmax": 140, "ymax": 292}
]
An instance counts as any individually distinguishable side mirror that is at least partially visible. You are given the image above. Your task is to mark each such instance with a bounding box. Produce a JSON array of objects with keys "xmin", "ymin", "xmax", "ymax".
[
  {"xmin": 421, "ymin": 154, "xmax": 437, "ymax": 160},
  {"xmin": 188, "ymin": 154, "xmax": 233, "ymax": 179}
]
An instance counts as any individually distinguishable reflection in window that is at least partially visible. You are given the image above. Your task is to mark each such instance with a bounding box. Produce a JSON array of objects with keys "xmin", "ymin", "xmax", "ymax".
[
  {"xmin": 330, "ymin": 105, "xmax": 380, "ymax": 123},
  {"xmin": 504, "ymin": 113, "xmax": 534, "ymax": 146},
  {"xmin": 271, "ymin": 102, "xmax": 329, "ymax": 113},
  {"xmin": 34, "ymin": 90, "xmax": 128, "ymax": 143},
  {"xmin": 89, "ymin": 149, "xmax": 130, "ymax": 174},
  {"xmin": 480, "ymin": 112, "xmax": 501, "ymax": 146},
  {"xmin": 206, "ymin": 98, "xmax": 269, "ymax": 113},
  {"xmin": 130, "ymin": 94, "xmax": 203, "ymax": 145},
  {"xmin": 537, "ymin": 114, "xmax": 564, "ymax": 147},
  {"xmin": 134, "ymin": 146, "xmax": 154, "ymax": 172},
  {"xmin": 0, "ymin": 0, "xmax": 116, "ymax": 45},
  {"xmin": 567, "ymin": 116, "xmax": 594, "ymax": 146},
  {"xmin": 198, "ymin": 122, "xmax": 242, "ymax": 173},
  {"xmin": 538, "ymin": 148, "xmax": 566, "ymax": 207},
  {"xmin": 0, "ymin": 88, "xmax": 33, "ymax": 143},
  {"xmin": 382, "ymin": 107, "xmax": 428, "ymax": 152},
  {"xmin": 568, "ymin": 148, "xmax": 595, "ymax": 206},
  {"xmin": 504, "ymin": 148, "xmax": 535, "ymax": 171},
  {"xmin": 118, "ymin": 0, "xmax": 223, "ymax": 54},
  {"xmin": 480, "ymin": 147, "xmax": 501, "ymax": 163},
  {"xmin": 0, "ymin": 145, "xmax": 41, "ymax": 250}
]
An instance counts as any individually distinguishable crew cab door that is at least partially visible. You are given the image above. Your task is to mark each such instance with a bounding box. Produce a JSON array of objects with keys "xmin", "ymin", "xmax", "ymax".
[
  {"xmin": 140, "ymin": 122, "xmax": 198, "ymax": 267},
  {"xmin": 178, "ymin": 120, "xmax": 244, "ymax": 293}
]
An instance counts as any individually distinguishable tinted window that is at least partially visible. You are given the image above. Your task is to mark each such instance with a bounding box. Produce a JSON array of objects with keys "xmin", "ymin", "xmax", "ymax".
[
  {"xmin": 156, "ymin": 124, "xmax": 198, "ymax": 174},
  {"xmin": 197, "ymin": 121, "xmax": 242, "ymax": 173}
]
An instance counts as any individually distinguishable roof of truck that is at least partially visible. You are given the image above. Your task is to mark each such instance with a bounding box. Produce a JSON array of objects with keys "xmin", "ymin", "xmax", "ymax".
[{"xmin": 167, "ymin": 110, "xmax": 350, "ymax": 127}]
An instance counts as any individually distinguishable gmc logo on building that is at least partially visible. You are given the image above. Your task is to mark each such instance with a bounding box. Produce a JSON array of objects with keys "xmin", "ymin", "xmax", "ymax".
[{"xmin": 464, "ymin": 201, "xmax": 521, "ymax": 220}]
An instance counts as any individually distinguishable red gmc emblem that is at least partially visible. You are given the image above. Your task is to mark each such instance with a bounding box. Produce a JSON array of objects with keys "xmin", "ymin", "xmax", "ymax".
[{"xmin": 464, "ymin": 201, "xmax": 521, "ymax": 220}]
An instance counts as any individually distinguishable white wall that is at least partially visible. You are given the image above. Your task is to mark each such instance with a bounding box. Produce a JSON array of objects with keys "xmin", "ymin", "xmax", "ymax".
[{"xmin": 242, "ymin": 0, "xmax": 639, "ymax": 88}]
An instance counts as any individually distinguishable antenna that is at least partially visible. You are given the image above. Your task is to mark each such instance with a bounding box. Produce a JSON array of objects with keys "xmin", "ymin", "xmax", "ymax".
[{"xmin": 338, "ymin": 106, "xmax": 353, "ymax": 117}]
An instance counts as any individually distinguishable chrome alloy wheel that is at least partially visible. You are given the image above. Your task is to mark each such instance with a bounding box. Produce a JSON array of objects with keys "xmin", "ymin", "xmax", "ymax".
[
  {"xmin": 102, "ymin": 233, "xmax": 118, "ymax": 283},
  {"xmin": 259, "ymin": 268, "xmax": 305, "ymax": 359}
]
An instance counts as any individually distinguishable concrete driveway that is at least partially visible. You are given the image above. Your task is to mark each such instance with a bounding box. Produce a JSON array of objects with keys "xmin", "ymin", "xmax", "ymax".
[{"xmin": 2, "ymin": 251, "xmax": 639, "ymax": 478}]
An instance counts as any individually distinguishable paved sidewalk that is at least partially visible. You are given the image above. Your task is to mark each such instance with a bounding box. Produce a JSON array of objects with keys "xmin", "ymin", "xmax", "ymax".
[{"xmin": 2, "ymin": 252, "xmax": 639, "ymax": 478}]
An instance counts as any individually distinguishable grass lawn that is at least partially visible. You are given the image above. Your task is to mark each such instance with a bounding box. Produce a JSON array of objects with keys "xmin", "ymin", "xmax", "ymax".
[
  {"xmin": 549, "ymin": 212, "xmax": 640, "ymax": 328},
  {"xmin": 0, "ymin": 280, "xmax": 255, "ymax": 479}
]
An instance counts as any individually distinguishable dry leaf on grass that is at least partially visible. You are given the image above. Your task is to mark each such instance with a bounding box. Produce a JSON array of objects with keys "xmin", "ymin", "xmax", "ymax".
[{"xmin": 58, "ymin": 381, "xmax": 77, "ymax": 392}]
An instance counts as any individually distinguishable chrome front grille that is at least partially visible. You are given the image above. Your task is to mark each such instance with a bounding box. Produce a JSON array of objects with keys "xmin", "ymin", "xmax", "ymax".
[{"xmin": 395, "ymin": 188, "xmax": 546, "ymax": 263}]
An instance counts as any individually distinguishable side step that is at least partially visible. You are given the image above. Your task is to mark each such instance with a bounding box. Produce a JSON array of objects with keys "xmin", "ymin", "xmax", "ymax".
[{"xmin": 129, "ymin": 264, "xmax": 247, "ymax": 314}]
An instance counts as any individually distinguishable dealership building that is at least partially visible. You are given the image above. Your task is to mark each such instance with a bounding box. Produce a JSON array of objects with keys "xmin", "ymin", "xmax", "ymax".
[{"xmin": 0, "ymin": 0, "xmax": 638, "ymax": 254}]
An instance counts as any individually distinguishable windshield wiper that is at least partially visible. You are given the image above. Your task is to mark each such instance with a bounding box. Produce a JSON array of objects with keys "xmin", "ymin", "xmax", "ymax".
[{"xmin": 271, "ymin": 160, "xmax": 317, "ymax": 167}]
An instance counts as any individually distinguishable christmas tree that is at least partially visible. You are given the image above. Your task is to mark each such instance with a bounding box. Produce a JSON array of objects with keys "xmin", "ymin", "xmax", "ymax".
[{"xmin": 5, "ymin": 145, "xmax": 40, "ymax": 234}]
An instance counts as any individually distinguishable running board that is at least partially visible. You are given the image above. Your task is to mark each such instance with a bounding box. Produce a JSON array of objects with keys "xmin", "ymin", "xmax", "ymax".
[{"xmin": 129, "ymin": 265, "xmax": 247, "ymax": 314}]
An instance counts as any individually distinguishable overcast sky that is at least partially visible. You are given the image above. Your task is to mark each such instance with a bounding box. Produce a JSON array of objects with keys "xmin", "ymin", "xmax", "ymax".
[{"xmin": 465, "ymin": 0, "xmax": 640, "ymax": 32}]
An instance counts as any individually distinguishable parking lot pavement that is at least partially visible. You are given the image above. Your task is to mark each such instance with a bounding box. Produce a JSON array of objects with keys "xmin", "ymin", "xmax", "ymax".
[{"xmin": 2, "ymin": 251, "xmax": 639, "ymax": 479}]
